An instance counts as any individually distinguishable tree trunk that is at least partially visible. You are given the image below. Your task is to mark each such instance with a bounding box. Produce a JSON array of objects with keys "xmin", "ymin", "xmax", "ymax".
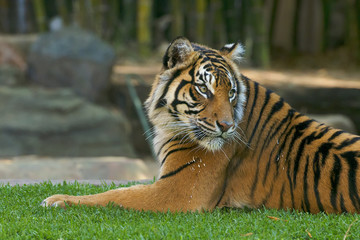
[
  {"xmin": 211, "ymin": 0, "xmax": 227, "ymax": 46},
  {"xmin": 56, "ymin": 0, "xmax": 69, "ymax": 25},
  {"xmin": 292, "ymin": 0, "xmax": 301, "ymax": 53},
  {"xmin": 0, "ymin": 0, "xmax": 9, "ymax": 32},
  {"xmin": 170, "ymin": 0, "xmax": 184, "ymax": 39},
  {"xmin": 321, "ymin": 0, "xmax": 331, "ymax": 52},
  {"xmin": 137, "ymin": 0, "xmax": 152, "ymax": 56},
  {"xmin": 345, "ymin": 0, "xmax": 360, "ymax": 61},
  {"xmin": 251, "ymin": 0, "xmax": 270, "ymax": 68},
  {"xmin": 195, "ymin": 0, "xmax": 206, "ymax": 43},
  {"xmin": 269, "ymin": 0, "xmax": 278, "ymax": 47}
]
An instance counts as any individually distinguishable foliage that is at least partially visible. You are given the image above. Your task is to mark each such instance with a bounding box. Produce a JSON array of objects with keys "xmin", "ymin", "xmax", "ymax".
[
  {"xmin": 1, "ymin": 0, "xmax": 360, "ymax": 67},
  {"xmin": 1, "ymin": 181, "xmax": 360, "ymax": 239}
]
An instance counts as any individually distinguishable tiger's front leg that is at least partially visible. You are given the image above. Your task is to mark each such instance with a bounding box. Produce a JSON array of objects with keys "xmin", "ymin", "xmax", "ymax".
[{"xmin": 41, "ymin": 153, "xmax": 229, "ymax": 212}]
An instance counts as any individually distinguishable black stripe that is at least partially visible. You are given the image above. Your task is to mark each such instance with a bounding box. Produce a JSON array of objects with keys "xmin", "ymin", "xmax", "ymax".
[
  {"xmin": 188, "ymin": 87, "xmax": 198, "ymax": 102},
  {"xmin": 188, "ymin": 63, "xmax": 196, "ymax": 83},
  {"xmin": 162, "ymin": 141, "xmax": 186, "ymax": 155},
  {"xmin": 262, "ymin": 155, "xmax": 272, "ymax": 186},
  {"xmin": 256, "ymin": 99, "xmax": 285, "ymax": 186},
  {"xmin": 279, "ymin": 184, "xmax": 285, "ymax": 209},
  {"xmin": 200, "ymin": 119, "xmax": 213, "ymax": 128},
  {"xmin": 272, "ymin": 121, "xmax": 297, "ymax": 176},
  {"xmin": 185, "ymin": 109, "xmax": 204, "ymax": 115},
  {"xmin": 161, "ymin": 146, "xmax": 194, "ymax": 166},
  {"xmin": 252, "ymin": 93, "xmax": 282, "ymax": 148},
  {"xmin": 265, "ymin": 108, "xmax": 296, "ymax": 149},
  {"xmin": 341, "ymin": 151, "xmax": 360, "ymax": 210},
  {"xmin": 246, "ymin": 81, "xmax": 259, "ymax": 130},
  {"xmin": 313, "ymin": 151, "xmax": 325, "ymax": 212},
  {"xmin": 160, "ymin": 160, "xmax": 197, "ymax": 179},
  {"xmin": 286, "ymin": 119, "xmax": 314, "ymax": 159},
  {"xmin": 250, "ymin": 160, "xmax": 260, "ymax": 200},
  {"xmin": 292, "ymin": 133, "xmax": 313, "ymax": 188},
  {"xmin": 265, "ymin": 109, "xmax": 296, "ymax": 171},
  {"xmin": 155, "ymin": 98, "xmax": 167, "ymax": 109},
  {"xmin": 260, "ymin": 179, "xmax": 275, "ymax": 207},
  {"xmin": 248, "ymin": 88, "xmax": 271, "ymax": 145},
  {"xmin": 328, "ymin": 130, "xmax": 345, "ymax": 141},
  {"xmin": 330, "ymin": 154, "xmax": 342, "ymax": 212},
  {"xmin": 157, "ymin": 138, "xmax": 181, "ymax": 156},
  {"xmin": 171, "ymin": 80, "xmax": 192, "ymax": 112},
  {"xmin": 303, "ymin": 156, "xmax": 311, "ymax": 212},
  {"xmin": 336, "ymin": 137, "xmax": 360, "ymax": 150},
  {"xmin": 155, "ymin": 70, "xmax": 181, "ymax": 109},
  {"xmin": 293, "ymin": 129, "xmax": 331, "ymax": 187},
  {"xmin": 215, "ymin": 180, "xmax": 228, "ymax": 208},
  {"xmin": 261, "ymin": 98, "xmax": 284, "ymax": 131},
  {"xmin": 340, "ymin": 194, "xmax": 347, "ymax": 213},
  {"xmin": 318, "ymin": 141, "xmax": 333, "ymax": 165},
  {"xmin": 285, "ymin": 120, "xmax": 313, "ymax": 190},
  {"xmin": 198, "ymin": 122, "xmax": 215, "ymax": 132},
  {"xmin": 286, "ymin": 164, "xmax": 295, "ymax": 209}
]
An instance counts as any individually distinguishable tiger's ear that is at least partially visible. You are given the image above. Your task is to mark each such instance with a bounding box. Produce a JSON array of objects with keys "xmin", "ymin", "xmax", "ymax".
[
  {"xmin": 163, "ymin": 37, "xmax": 194, "ymax": 69},
  {"xmin": 220, "ymin": 42, "xmax": 244, "ymax": 63}
]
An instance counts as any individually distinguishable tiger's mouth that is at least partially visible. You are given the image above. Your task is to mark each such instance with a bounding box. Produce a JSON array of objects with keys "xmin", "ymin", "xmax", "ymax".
[{"xmin": 192, "ymin": 123, "xmax": 233, "ymax": 151}]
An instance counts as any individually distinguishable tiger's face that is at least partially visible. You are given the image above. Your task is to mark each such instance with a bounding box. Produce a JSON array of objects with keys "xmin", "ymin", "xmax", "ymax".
[{"xmin": 146, "ymin": 37, "xmax": 246, "ymax": 151}]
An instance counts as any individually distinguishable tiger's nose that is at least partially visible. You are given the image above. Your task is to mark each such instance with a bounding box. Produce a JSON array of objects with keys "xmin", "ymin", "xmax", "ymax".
[{"xmin": 216, "ymin": 120, "xmax": 234, "ymax": 132}]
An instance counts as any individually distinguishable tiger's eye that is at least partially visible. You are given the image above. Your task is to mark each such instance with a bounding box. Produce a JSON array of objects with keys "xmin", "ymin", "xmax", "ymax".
[
  {"xmin": 199, "ymin": 85, "xmax": 208, "ymax": 93},
  {"xmin": 229, "ymin": 89, "xmax": 236, "ymax": 98}
]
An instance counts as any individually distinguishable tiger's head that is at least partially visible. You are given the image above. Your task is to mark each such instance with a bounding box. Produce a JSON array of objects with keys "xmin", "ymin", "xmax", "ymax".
[{"xmin": 146, "ymin": 37, "xmax": 246, "ymax": 151}]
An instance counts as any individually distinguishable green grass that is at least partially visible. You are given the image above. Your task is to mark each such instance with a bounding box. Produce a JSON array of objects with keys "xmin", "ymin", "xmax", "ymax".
[{"xmin": 1, "ymin": 181, "xmax": 360, "ymax": 239}]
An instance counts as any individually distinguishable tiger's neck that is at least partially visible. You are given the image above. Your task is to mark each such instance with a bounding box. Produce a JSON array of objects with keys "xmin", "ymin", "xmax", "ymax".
[{"xmin": 238, "ymin": 76, "xmax": 299, "ymax": 156}]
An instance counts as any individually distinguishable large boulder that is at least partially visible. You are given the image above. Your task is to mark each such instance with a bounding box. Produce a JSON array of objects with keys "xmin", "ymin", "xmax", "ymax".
[
  {"xmin": 27, "ymin": 27, "xmax": 115, "ymax": 101},
  {"xmin": 0, "ymin": 86, "xmax": 135, "ymax": 157}
]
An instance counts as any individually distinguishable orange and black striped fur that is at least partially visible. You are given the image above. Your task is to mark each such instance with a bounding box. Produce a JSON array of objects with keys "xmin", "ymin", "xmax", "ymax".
[{"xmin": 42, "ymin": 37, "xmax": 360, "ymax": 214}]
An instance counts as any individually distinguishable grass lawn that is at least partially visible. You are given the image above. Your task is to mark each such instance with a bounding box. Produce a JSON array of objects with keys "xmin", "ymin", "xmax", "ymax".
[{"xmin": 1, "ymin": 181, "xmax": 360, "ymax": 239}]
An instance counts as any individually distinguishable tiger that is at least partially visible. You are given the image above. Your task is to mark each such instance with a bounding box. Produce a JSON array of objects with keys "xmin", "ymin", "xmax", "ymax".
[{"xmin": 42, "ymin": 37, "xmax": 360, "ymax": 214}]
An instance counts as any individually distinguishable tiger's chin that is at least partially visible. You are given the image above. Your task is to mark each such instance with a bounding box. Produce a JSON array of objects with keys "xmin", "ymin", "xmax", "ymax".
[{"xmin": 198, "ymin": 137, "xmax": 226, "ymax": 152}]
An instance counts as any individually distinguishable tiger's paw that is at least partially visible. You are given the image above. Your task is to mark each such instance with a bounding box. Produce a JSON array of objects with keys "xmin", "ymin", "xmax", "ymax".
[{"xmin": 41, "ymin": 194, "xmax": 71, "ymax": 208}]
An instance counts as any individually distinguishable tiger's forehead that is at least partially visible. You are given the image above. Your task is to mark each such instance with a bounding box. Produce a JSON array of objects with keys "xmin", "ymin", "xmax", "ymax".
[{"xmin": 193, "ymin": 53, "xmax": 235, "ymax": 90}]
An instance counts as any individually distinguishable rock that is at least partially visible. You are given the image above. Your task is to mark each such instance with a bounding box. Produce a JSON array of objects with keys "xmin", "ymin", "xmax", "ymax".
[
  {"xmin": 264, "ymin": 85, "xmax": 360, "ymax": 135},
  {"xmin": 27, "ymin": 27, "xmax": 115, "ymax": 101},
  {"xmin": 309, "ymin": 114, "xmax": 357, "ymax": 134},
  {"xmin": 0, "ymin": 86, "xmax": 135, "ymax": 157}
]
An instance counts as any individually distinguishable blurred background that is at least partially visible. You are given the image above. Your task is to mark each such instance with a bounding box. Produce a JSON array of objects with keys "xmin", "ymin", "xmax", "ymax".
[{"xmin": 0, "ymin": 0, "xmax": 359, "ymax": 181}]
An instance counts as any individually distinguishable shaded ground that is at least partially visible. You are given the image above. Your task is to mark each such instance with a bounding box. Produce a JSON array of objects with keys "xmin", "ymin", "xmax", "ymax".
[{"xmin": 0, "ymin": 156, "xmax": 158, "ymax": 184}]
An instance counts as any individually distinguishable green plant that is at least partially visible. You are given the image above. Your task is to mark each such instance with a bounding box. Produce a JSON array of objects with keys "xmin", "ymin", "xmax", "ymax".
[{"xmin": 0, "ymin": 181, "xmax": 359, "ymax": 239}]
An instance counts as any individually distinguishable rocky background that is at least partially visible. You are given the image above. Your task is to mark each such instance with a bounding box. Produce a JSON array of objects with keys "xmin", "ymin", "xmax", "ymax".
[
  {"xmin": 0, "ymin": 27, "xmax": 360, "ymax": 159},
  {"xmin": 0, "ymin": 27, "xmax": 135, "ymax": 157}
]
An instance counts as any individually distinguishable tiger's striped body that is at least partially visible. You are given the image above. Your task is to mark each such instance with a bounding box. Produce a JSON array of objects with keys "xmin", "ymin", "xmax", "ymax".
[
  {"xmin": 42, "ymin": 37, "xmax": 360, "ymax": 214},
  {"xmin": 217, "ymin": 78, "xmax": 360, "ymax": 213}
]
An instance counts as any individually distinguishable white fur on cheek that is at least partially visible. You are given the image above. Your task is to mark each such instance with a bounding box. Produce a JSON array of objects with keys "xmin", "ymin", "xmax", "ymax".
[{"xmin": 235, "ymin": 80, "xmax": 247, "ymax": 122}]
